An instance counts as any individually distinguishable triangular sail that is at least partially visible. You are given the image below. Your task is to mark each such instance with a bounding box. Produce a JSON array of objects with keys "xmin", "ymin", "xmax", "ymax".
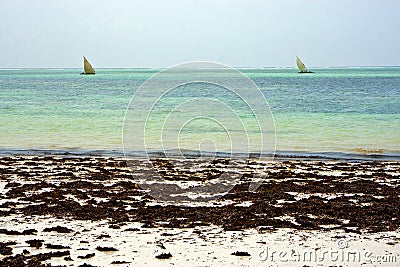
[
  {"xmin": 83, "ymin": 56, "xmax": 95, "ymax": 74},
  {"xmin": 296, "ymin": 56, "xmax": 308, "ymax": 73}
]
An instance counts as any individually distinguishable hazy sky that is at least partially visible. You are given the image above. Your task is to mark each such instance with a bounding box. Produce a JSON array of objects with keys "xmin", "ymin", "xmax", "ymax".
[{"xmin": 0, "ymin": 0, "xmax": 399, "ymax": 68}]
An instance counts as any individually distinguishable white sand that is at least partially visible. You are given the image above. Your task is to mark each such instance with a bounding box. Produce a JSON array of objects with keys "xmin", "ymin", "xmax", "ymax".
[{"xmin": 1, "ymin": 215, "xmax": 399, "ymax": 266}]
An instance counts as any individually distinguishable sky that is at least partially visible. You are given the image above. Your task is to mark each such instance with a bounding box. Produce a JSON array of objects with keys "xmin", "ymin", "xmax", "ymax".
[{"xmin": 0, "ymin": 0, "xmax": 399, "ymax": 68}]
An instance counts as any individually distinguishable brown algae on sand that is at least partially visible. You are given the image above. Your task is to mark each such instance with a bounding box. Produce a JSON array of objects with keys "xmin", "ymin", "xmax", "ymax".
[{"xmin": 0, "ymin": 156, "xmax": 399, "ymax": 266}]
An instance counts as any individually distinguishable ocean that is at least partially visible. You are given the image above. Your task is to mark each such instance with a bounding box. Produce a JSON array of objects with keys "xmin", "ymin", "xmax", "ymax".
[{"xmin": 0, "ymin": 67, "xmax": 399, "ymax": 160}]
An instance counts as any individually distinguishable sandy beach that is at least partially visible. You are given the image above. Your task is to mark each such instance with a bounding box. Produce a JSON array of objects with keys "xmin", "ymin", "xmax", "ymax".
[{"xmin": 0, "ymin": 156, "xmax": 399, "ymax": 266}]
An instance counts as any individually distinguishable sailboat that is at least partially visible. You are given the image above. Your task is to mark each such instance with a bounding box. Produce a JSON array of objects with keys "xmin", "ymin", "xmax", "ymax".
[
  {"xmin": 296, "ymin": 56, "xmax": 313, "ymax": 73},
  {"xmin": 81, "ymin": 56, "xmax": 95, "ymax": 75}
]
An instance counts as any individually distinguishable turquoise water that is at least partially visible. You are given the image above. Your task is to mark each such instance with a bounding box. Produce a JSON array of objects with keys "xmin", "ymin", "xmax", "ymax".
[{"xmin": 0, "ymin": 67, "xmax": 399, "ymax": 159}]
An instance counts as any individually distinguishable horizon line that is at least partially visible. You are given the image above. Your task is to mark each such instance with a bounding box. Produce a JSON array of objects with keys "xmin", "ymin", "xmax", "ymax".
[{"xmin": 1, "ymin": 65, "xmax": 400, "ymax": 70}]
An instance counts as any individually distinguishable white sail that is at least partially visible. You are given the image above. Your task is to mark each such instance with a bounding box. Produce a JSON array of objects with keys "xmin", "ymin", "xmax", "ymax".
[
  {"xmin": 296, "ymin": 56, "xmax": 308, "ymax": 73},
  {"xmin": 83, "ymin": 56, "xmax": 95, "ymax": 74}
]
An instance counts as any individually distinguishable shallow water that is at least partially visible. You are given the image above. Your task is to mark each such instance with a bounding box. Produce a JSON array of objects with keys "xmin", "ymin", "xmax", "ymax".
[{"xmin": 1, "ymin": 67, "xmax": 399, "ymax": 159}]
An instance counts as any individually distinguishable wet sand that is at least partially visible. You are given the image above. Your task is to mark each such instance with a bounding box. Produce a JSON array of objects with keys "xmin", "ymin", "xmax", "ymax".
[{"xmin": 0, "ymin": 156, "xmax": 399, "ymax": 266}]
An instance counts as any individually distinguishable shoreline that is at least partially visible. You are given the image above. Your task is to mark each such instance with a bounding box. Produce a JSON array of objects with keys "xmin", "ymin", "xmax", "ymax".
[
  {"xmin": 1, "ymin": 156, "xmax": 399, "ymax": 266},
  {"xmin": 0, "ymin": 149, "xmax": 399, "ymax": 161}
]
